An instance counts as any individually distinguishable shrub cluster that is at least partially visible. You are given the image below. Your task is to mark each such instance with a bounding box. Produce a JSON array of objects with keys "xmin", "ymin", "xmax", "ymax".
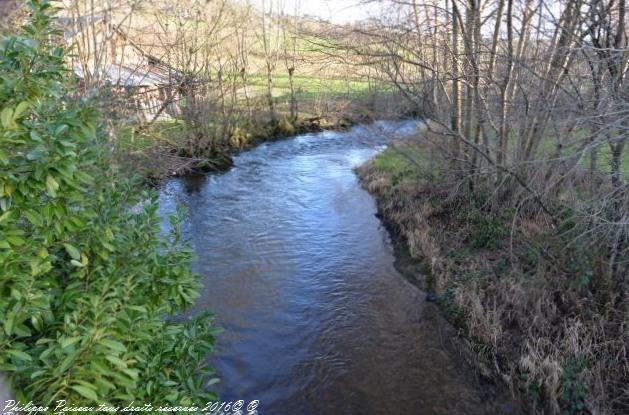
[
  {"xmin": 359, "ymin": 136, "xmax": 629, "ymax": 414},
  {"xmin": 0, "ymin": 1, "xmax": 216, "ymax": 408}
]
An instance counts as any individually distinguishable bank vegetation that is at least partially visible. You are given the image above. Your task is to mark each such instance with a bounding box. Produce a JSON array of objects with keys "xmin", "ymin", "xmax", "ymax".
[
  {"xmin": 0, "ymin": 0, "xmax": 412, "ymax": 408},
  {"xmin": 3, "ymin": 0, "xmax": 629, "ymax": 413},
  {"xmin": 6, "ymin": 0, "xmax": 411, "ymax": 180},
  {"xmin": 354, "ymin": 0, "xmax": 629, "ymax": 414}
]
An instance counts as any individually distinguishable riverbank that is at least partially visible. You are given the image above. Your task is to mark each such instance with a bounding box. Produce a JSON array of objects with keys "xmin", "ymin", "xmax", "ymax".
[
  {"xmin": 357, "ymin": 131, "xmax": 628, "ymax": 414},
  {"xmin": 117, "ymin": 113, "xmax": 366, "ymax": 186},
  {"xmin": 158, "ymin": 120, "xmax": 525, "ymax": 414}
]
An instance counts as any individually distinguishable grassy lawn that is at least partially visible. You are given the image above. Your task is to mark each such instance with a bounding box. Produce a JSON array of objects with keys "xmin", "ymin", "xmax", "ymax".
[
  {"xmin": 587, "ymin": 143, "xmax": 629, "ymax": 175},
  {"xmin": 369, "ymin": 140, "xmax": 440, "ymax": 184},
  {"xmin": 247, "ymin": 73, "xmax": 377, "ymax": 99},
  {"xmin": 114, "ymin": 120, "xmax": 186, "ymax": 153},
  {"xmin": 506, "ymin": 128, "xmax": 629, "ymax": 176}
]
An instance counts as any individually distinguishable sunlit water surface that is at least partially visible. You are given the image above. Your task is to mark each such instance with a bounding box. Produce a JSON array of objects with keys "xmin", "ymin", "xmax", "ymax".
[{"xmin": 159, "ymin": 121, "xmax": 519, "ymax": 415}]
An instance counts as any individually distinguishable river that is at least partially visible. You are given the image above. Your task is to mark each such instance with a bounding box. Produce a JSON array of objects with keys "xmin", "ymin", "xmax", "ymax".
[{"xmin": 158, "ymin": 121, "xmax": 519, "ymax": 415}]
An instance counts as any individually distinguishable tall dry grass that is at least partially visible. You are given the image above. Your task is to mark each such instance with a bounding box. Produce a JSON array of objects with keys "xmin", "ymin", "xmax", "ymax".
[{"xmin": 358, "ymin": 127, "xmax": 629, "ymax": 414}]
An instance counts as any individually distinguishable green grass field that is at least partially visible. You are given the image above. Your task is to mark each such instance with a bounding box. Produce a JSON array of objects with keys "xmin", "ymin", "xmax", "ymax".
[
  {"xmin": 536, "ymin": 129, "xmax": 629, "ymax": 175},
  {"xmin": 247, "ymin": 73, "xmax": 372, "ymax": 95}
]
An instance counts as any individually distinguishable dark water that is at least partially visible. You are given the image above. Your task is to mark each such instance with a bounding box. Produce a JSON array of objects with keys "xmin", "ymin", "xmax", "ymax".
[{"xmin": 159, "ymin": 121, "xmax": 518, "ymax": 415}]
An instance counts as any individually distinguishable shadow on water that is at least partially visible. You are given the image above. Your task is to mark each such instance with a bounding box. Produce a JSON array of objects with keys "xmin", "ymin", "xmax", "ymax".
[
  {"xmin": 181, "ymin": 174, "xmax": 209, "ymax": 194},
  {"xmin": 159, "ymin": 121, "xmax": 523, "ymax": 415}
]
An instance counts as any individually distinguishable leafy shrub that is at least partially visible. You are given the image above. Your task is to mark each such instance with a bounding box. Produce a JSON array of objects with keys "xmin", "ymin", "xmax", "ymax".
[
  {"xmin": 276, "ymin": 118, "xmax": 296, "ymax": 136},
  {"xmin": 437, "ymin": 288, "xmax": 465, "ymax": 325},
  {"xmin": 559, "ymin": 357, "xmax": 588, "ymax": 415},
  {"xmin": 469, "ymin": 212, "xmax": 507, "ymax": 249},
  {"xmin": 229, "ymin": 126, "xmax": 251, "ymax": 149},
  {"xmin": 0, "ymin": 1, "xmax": 217, "ymax": 408}
]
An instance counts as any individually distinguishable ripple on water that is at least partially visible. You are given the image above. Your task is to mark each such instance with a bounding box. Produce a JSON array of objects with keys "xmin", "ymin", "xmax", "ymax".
[{"xmin": 158, "ymin": 121, "xmax": 520, "ymax": 415}]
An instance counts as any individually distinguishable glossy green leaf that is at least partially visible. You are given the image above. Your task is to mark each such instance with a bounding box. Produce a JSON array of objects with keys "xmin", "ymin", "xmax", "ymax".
[
  {"xmin": 70, "ymin": 385, "xmax": 98, "ymax": 402},
  {"xmin": 105, "ymin": 355, "xmax": 128, "ymax": 369},
  {"xmin": 6, "ymin": 349, "xmax": 32, "ymax": 361},
  {"xmin": 13, "ymin": 102, "xmax": 30, "ymax": 120},
  {"xmin": 0, "ymin": 107, "xmax": 13, "ymax": 128},
  {"xmin": 63, "ymin": 243, "xmax": 80, "ymax": 260},
  {"xmin": 60, "ymin": 337, "xmax": 81, "ymax": 349},
  {"xmin": 100, "ymin": 339, "xmax": 127, "ymax": 353},
  {"xmin": 7, "ymin": 236, "xmax": 25, "ymax": 246},
  {"xmin": 45, "ymin": 175, "xmax": 59, "ymax": 197},
  {"xmin": 0, "ymin": 210, "xmax": 12, "ymax": 223}
]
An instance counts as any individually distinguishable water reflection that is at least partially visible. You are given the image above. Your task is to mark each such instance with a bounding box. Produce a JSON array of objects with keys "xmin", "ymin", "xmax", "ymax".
[
  {"xmin": 159, "ymin": 121, "xmax": 519, "ymax": 415},
  {"xmin": 181, "ymin": 174, "xmax": 208, "ymax": 194}
]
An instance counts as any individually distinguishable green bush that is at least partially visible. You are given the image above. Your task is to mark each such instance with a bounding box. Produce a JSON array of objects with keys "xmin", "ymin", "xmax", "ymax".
[
  {"xmin": 0, "ymin": 1, "xmax": 217, "ymax": 408},
  {"xmin": 276, "ymin": 118, "xmax": 296, "ymax": 136},
  {"xmin": 559, "ymin": 357, "xmax": 588, "ymax": 415},
  {"xmin": 469, "ymin": 212, "xmax": 506, "ymax": 250}
]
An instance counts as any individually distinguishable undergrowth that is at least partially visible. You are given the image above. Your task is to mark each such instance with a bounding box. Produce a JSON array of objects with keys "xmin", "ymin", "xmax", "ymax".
[
  {"xmin": 358, "ymin": 133, "xmax": 629, "ymax": 415},
  {"xmin": 0, "ymin": 2, "xmax": 218, "ymax": 407}
]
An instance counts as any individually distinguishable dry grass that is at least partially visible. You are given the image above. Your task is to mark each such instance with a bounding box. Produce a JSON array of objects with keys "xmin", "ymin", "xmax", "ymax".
[{"xmin": 357, "ymin": 135, "xmax": 629, "ymax": 415}]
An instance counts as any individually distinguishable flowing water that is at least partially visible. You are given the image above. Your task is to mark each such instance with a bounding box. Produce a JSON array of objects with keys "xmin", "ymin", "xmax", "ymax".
[{"xmin": 159, "ymin": 121, "xmax": 520, "ymax": 415}]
